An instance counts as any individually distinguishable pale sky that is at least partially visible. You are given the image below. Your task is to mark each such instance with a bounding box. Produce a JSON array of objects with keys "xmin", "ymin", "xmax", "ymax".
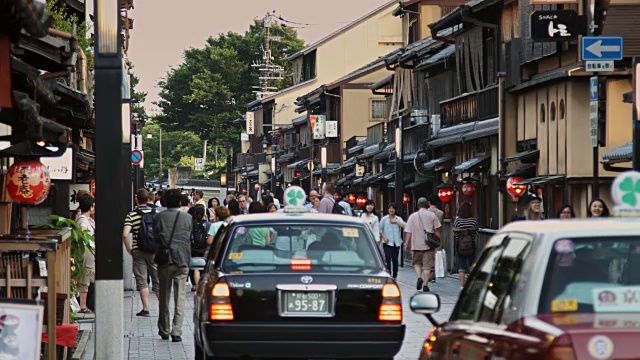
[{"xmin": 126, "ymin": 0, "xmax": 391, "ymax": 115}]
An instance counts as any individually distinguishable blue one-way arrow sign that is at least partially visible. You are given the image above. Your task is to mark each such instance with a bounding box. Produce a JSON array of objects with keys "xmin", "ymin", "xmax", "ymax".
[{"xmin": 582, "ymin": 36, "xmax": 624, "ymax": 61}]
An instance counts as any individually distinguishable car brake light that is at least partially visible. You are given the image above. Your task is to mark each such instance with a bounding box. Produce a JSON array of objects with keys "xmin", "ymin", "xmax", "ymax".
[
  {"xmin": 209, "ymin": 279, "xmax": 234, "ymax": 321},
  {"xmin": 382, "ymin": 283, "xmax": 401, "ymax": 298},
  {"xmin": 379, "ymin": 282, "xmax": 402, "ymax": 321},
  {"xmin": 545, "ymin": 334, "xmax": 576, "ymax": 360},
  {"xmin": 379, "ymin": 304, "xmax": 402, "ymax": 321},
  {"xmin": 291, "ymin": 258, "xmax": 312, "ymax": 271},
  {"xmin": 212, "ymin": 283, "xmax": 230, "ymax": 297}
]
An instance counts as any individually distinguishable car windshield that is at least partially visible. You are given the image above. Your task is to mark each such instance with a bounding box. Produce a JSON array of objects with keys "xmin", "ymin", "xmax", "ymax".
[
  {"xmin": 540, "ymin": 237, "xmax": 640, "ymax": 314},
  {"xmin": 221, "ymin": 223, "xmax": 381, "ymax": 274}
]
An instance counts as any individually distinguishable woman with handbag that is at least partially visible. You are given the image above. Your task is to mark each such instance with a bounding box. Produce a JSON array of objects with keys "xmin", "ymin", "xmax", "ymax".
[{"xmin": 403, "ymin": 197, "xmax": 442, "ymax": 292}]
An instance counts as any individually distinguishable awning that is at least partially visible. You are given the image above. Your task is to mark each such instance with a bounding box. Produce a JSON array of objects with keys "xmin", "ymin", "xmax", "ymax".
[
  {"xmin": 532, "ymin": 175, "xmax": 566, "ymax": 185},
  {"xmin": 287, "ymin": 159, "xmax": 308, "ymax": 169},
  {"xmin": 601, "ymin": 141, "xmax": 632, "ymax": 164},
  {"xmin": 336, "ymin": 173, "xmax": 355, "ymax": 186},
  {"xmin": 427, "ymin": 122, "xmax": 476, "ymax": 148},
  {"xmin": 371, "ymin": 75, "xmax": 393, "ymax": 92},
  {"xmin": 347, "ymin": 139, "xmax": 368, "ymax": 154},
  {"xmin": 415, "ymin": 44, "xmax": 455, "ymax": 71},
  {"xmin": 374, "ymin": 143, "xmax": 395, "ymax": 160},
  {"xmin": 453, "ymin": 155, "xmax": 491, "ymax": 174},
  {"xmin": 504, "ymin": 149, "xmax": 540, "ymax": 163},
  {"xmin": 406, "ymin": 178, "xmax": 431, "ymax": 189},
  {"xmin": 403, "ymin": 152, "xmax": 418, "ymax": 163},
  {"xmin": 277, "ymin": 153, "xmax": 296, "ymax": 163},
  {"xmin": 353, "ymin": 176, "xmax": 365, "ymax": 185},
  {"xmin": 292, "ymin": 115, "xmax": 307, "ymax": 126},
  {"xmin": 423, "ymin": 155, "xmax": 455, "ymax": 171},
  {"xmin": 513, "ymin": 176, "xmax": 547, "ymax": 186},
  {"xmin": 504, "ymin": 163, "xmax": 536, "ymax": 177},
  {"xmin": 247, "ymin": 169, "xmax": 259, "ymax": 177},
  {"xmin": 461, "ymin": 118, "xmax": 499, "ymax": 141},
  {"xmin": 358, "ymin": 143, "xmax": 383, "ymax": 160},
  {"xmin": 263, "ymin": 169, "xmax": 273, "ymax": 176}
]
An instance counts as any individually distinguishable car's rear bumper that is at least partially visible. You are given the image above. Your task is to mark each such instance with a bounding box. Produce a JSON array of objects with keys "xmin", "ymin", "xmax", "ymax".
[{"xmin": 202, "ymin": 322, "xmax": 406, "ymax": 358}]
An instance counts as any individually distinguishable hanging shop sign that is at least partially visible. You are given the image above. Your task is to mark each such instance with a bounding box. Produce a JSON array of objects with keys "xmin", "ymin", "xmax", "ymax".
[
  {"xmin": 530, "ymin": 10, "xmax": 583, "ymax": 42},
  {"xmin": 7, "ymin": 160, "xmax": 51, "ymax": 205}
]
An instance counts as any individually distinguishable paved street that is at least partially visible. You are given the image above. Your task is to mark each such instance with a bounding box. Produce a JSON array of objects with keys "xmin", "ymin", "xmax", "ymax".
[{"xmin": 81, "ymin": 266, "xmax": 460, "ymax": 360}]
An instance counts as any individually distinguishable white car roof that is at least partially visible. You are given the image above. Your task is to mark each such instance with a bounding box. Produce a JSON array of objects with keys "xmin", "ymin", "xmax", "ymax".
[{"xmin": 499, "ymin": 218, "xmax": 640, "ymax": 238}]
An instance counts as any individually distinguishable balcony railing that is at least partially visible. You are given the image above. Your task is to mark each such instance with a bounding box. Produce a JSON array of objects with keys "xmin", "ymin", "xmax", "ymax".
[
  {"xmin": 439, "ymin": 85, "xmax": 499, "ymax": 128},
  {"xmin": 366, "ymin": 122, "xmax": 386, "ymax": 145}
]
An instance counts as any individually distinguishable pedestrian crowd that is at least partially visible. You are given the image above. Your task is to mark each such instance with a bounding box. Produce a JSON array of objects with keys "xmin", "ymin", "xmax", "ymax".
[{"xmin": 72, "ymin": 181, "xmax": 609, "ymax": 342}]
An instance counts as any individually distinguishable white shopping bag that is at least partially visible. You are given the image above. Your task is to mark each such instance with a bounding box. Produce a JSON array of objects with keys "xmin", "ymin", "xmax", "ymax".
[
  {"xmin": 441, "ymin": 249, "xmax": 447, "ymax": 275},
  {"xmin": 70, "ymin": 295, "xmax": 81, "ymax": 312},
  {"xmin": 435, "ymin": 250, "xmax": 445, "ymax": 278}
]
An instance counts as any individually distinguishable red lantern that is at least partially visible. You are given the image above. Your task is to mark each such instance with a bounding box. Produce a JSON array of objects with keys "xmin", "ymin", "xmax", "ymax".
[
  {"xmin": 402, "ymin": 193, "xmax": 410, "ymax": 206},
  {"xmin": 461, "ymin": 182, "xmax": 476, "ymax": 197},
  {"xmin": 7, "ymin": 160, "xmax": 51, "ymax": 205},
  {"xmin": 90, "ymin": 179, "xmax": 96, "ymax": 196},
  {"xmin": 347, "ymin": 193, "xmax": 356, "ymax": 205},
  {"xmin": 506, "ymin": 176, "xmax": 526, "ymax": 197},
  {"xmin": 356, "ymin": 196, "xmax": 368, "ymax": 208},
  {"xmin": 437, "ymin": 185, "xmax": 454, "ymax": 203},
  {"xmin": 334, "ymin": 192, "xmax": 342, "ymax": 202}
]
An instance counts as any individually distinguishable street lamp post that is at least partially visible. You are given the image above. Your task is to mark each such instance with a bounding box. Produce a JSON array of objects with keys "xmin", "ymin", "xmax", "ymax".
[
  {"xmin": 321, "ymin": 146, "xmax": 327, "ymax": 187},
  {"xmin": 395, "ymin": 127, "xmax": 404, "ymax": 267},
  {"xmin": 271, "ymin": 133, "xmax": 278, "ymax": 195},
  {"xmin": 94, "ymin": 0, "xmax": 125, "ymax": 358},
  {"xmin": 226, "ymin": 143, "xmax": 232, "ymax": 193}
]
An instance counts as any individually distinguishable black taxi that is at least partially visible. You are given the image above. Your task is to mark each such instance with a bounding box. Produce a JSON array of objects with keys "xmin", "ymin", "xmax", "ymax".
[{"xmin": 192, "ymin": 188, "xmax": 405, "ymax": 360}]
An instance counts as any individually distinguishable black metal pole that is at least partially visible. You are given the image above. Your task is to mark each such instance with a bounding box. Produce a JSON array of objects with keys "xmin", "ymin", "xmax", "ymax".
[
  {"xmin": 94, "ymin": 0, "xmax": 125, "ymax": 355},
  {"xmin": 395, "ymin": 126, "xmax": 404, "ymax": 267},
  {"xmin": 226, "ymin": 143, "xmax": 231, "ymax": 193},
  {"xmin": 272, "ymin": 144, "xmax": 277, "ymax": 194},
  {"xmin": 634, "ymin": 57, "xmax": 640, "ymax": 171}
]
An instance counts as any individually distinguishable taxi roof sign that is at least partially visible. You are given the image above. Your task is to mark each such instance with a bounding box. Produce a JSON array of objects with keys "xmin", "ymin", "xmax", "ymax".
[
  {"xmin": 611, "ymin": 171, "xmax": 640, "ymax": 216},
  {"xmin": 283, "ymin": 185, "xmax": 308, "ymax": 213}
]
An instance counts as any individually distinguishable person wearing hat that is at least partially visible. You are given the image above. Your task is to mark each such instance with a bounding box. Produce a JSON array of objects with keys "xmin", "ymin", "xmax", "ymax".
[
  {"xmin": 522, "ymin": 192, "xmax": 544, "ymax": 221},
  {"xmin": 403, "ymin": 197, "xmax": 442, "ymax": 292}
]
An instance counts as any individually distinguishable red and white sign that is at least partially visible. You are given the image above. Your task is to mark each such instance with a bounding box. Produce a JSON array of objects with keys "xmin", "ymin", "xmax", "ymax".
[{"xmin": 131, "ymin": 149, "xmax": 143, "ymax": 165}]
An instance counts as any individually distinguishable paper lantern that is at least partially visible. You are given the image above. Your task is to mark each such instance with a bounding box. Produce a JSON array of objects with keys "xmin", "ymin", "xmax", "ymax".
[
  {"xmin": 437, "ymin": 184, "xmax": 454, "ymax": 203},
  {"xmin": 90, "ymin": 180, "xmax": 96, "ymax": 196},
  {"xmin": 461, "ymin": 182, "xmax": 476, "ymax": 197},
  {"xmin": 7, "ymin": 160, "xmax": 51, "ymax": 205},
  {"xmin": 347, "ymin": 193, "xmax": 356, "ymax": 205},
  {"xmin": 334, "ymin": 192, "xmax": 342, "ymax": 202},
  {"xmin": 356, "ymin": 195, "xmax": 368, "ymax": 208},
  {"xmin": 506, "ymin": 176, "xmax": 526, "ymax": 197},
  {"xmin": 402, "ymin": 193, "xmax": 410, "ymax": 205}
]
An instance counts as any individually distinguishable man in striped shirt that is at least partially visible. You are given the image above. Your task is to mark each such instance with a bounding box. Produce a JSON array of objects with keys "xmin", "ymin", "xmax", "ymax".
[{"xmin": 123, "ymin": 188, "xmax": 160, "ymax": 317}]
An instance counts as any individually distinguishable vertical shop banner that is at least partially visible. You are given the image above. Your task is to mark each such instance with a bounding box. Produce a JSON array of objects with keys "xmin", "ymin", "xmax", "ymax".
[
  {"xmin": 246, "ymin": 112, "xmax": 255, "ymax": 135},
  {"xmin": 326, "ymin": 121, "xmax": 338, "ymax": 137},
  {"xmin": 313, "ymin": 115, "xmax": 326, "ymax": 140}
]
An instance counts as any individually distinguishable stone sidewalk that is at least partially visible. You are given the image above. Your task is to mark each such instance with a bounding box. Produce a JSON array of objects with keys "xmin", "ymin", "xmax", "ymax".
[{"xmin": 81, "ymin": 267, "xmax": 461, "ymax": 360}]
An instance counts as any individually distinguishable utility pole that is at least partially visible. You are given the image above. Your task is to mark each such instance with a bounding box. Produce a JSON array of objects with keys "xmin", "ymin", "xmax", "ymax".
[
  {"xmin": 203, "ymin": 139, "xmax": 208, "ymax": 170},
  {"xmin": 252, "ymin": 12, "xmax": 284, "ymax": 100}
]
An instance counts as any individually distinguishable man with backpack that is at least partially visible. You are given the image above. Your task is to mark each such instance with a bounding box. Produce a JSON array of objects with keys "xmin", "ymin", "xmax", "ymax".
[
  {"xmin": 318, "ymin": 183, "xmax": 346, "ymax": 215},
  {"xmin": 123, "ymin": 188, "xmax": 160, "ymax": 317}
]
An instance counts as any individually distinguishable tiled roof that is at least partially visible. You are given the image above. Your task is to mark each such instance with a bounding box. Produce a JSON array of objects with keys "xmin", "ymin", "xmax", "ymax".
[{"xmin": 602, "ymin": 141, "xmax": 632, "ymax": 164}]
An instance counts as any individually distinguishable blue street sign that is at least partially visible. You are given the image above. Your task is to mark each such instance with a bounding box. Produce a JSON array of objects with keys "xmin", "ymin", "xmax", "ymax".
[
  {"xmin": 590, "ymin": 76, "xmax": 598, "ymax": 102},
  {"xmin": 131, "ymin": 150, "xmax": 143, "ymax": 165},
  {"xmin": 582, "ymin": 36, "xmax": 624, "ymax": 61}
]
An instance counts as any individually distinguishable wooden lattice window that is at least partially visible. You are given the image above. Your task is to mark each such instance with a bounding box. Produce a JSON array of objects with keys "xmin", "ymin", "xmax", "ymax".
[{"xmin": 370, "ymin": 99, "xmax": 388, "ymax": 121}]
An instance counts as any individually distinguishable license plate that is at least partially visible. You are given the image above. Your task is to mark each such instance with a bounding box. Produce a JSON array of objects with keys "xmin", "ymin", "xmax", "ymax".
[{"xmin": 284, "ymin": 292, "xmax": 329, "ymax": 315}]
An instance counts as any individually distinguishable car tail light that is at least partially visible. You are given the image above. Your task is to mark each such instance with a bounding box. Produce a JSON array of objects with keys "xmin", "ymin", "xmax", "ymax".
[
  {"xmin": 423, "ymin": 328, "xmax": 437, "ymax": 356},
  {"xmin": 291, "ymin": 258, "xmax": 312, "ymax": 271},
  {"xmin": 209, "ymin": 279, "xmax": 234, "ymax": 321},
  {"xmin": 379, "ymin": 283, "xmax": 402, "ymax": 322},
  {"xmin": 545, "ymin": 334, "xmax": 576, "ymax": 360}
]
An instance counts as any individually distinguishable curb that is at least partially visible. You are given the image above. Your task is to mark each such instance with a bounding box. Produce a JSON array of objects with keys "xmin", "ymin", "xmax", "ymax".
[{"xmin": 71, "ymin": 329, "xmax": 91, "ymax": 360}]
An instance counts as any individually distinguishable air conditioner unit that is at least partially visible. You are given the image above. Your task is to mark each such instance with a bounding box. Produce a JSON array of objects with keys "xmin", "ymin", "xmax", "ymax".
[
  {"xmin": 411, "ymin": 109, "xmax": 428, "ymax": 125},
  {"xmin": 430, "ymin": 115, "xmax": 441, "ymax": 135}
]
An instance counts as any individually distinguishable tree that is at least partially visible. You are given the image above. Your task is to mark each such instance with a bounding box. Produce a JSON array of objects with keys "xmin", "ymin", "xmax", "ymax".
[
  {"xmin": 127, "ymin": 60, "xmax": 148, "ymax": 121},
  {"xmin": 154, "ymin": 20, "xmax": 305, "ymax": 152},
  {"xmin": 141, "ymin": 122, "xmax": 204, "ymax": 179}
]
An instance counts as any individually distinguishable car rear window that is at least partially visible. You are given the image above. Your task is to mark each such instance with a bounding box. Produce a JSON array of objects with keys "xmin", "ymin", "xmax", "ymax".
[
  {"xmin": 540, "ymin": 237, "xmax": 640, "ymax": 314},
  {"xmin": 221, "ymin": 223, "xmax": 381, "ymax": 274}
]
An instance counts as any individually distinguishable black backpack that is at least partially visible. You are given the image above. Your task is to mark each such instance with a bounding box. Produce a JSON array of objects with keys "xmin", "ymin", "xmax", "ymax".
[
  {"xmin": 332, "ymin": 199, "xmax": 346, "ymax": 215},
  {"xmin": 191, "ymin": 219, "xmax": 208, "ymax": 250},
  {"xmin": 455, "ymin": 227, "xmax": 477, "ymax": 257},
  {"xmin": 136, "ymin": 209, "xmax": 158, "ymax": 253}
]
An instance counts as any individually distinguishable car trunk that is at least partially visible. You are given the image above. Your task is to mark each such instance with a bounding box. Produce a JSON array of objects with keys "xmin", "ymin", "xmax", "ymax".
[
  {"xmin": 536, "ymin": 313, "xmax": 640, "ymax": 358},
  {"xmin": 224, "ymin": 273, "xmax": 386, "ymax": 323}
]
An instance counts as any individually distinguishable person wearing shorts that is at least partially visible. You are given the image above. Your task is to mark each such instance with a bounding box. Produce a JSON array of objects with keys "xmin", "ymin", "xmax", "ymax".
[
  {"xmin": 76, "ymin": 193, "xmax": 96, "ymax": 314},
  {"xmin": 404, "ymin": 197, "xmax": 441, "ymax": 292},
  {"xmin": 123, "ymin": 189, "xmax": 160, "ymax": 317}
]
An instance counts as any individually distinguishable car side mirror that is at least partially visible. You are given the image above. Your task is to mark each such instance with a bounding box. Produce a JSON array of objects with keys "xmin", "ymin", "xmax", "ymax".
[
  {"xmin": 410, "ymin": 293, "xmax": 442, "ymax": 326},
  {"xmin": 190, "ymin": 257, "xmax": 206, "ymax": 271}
]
